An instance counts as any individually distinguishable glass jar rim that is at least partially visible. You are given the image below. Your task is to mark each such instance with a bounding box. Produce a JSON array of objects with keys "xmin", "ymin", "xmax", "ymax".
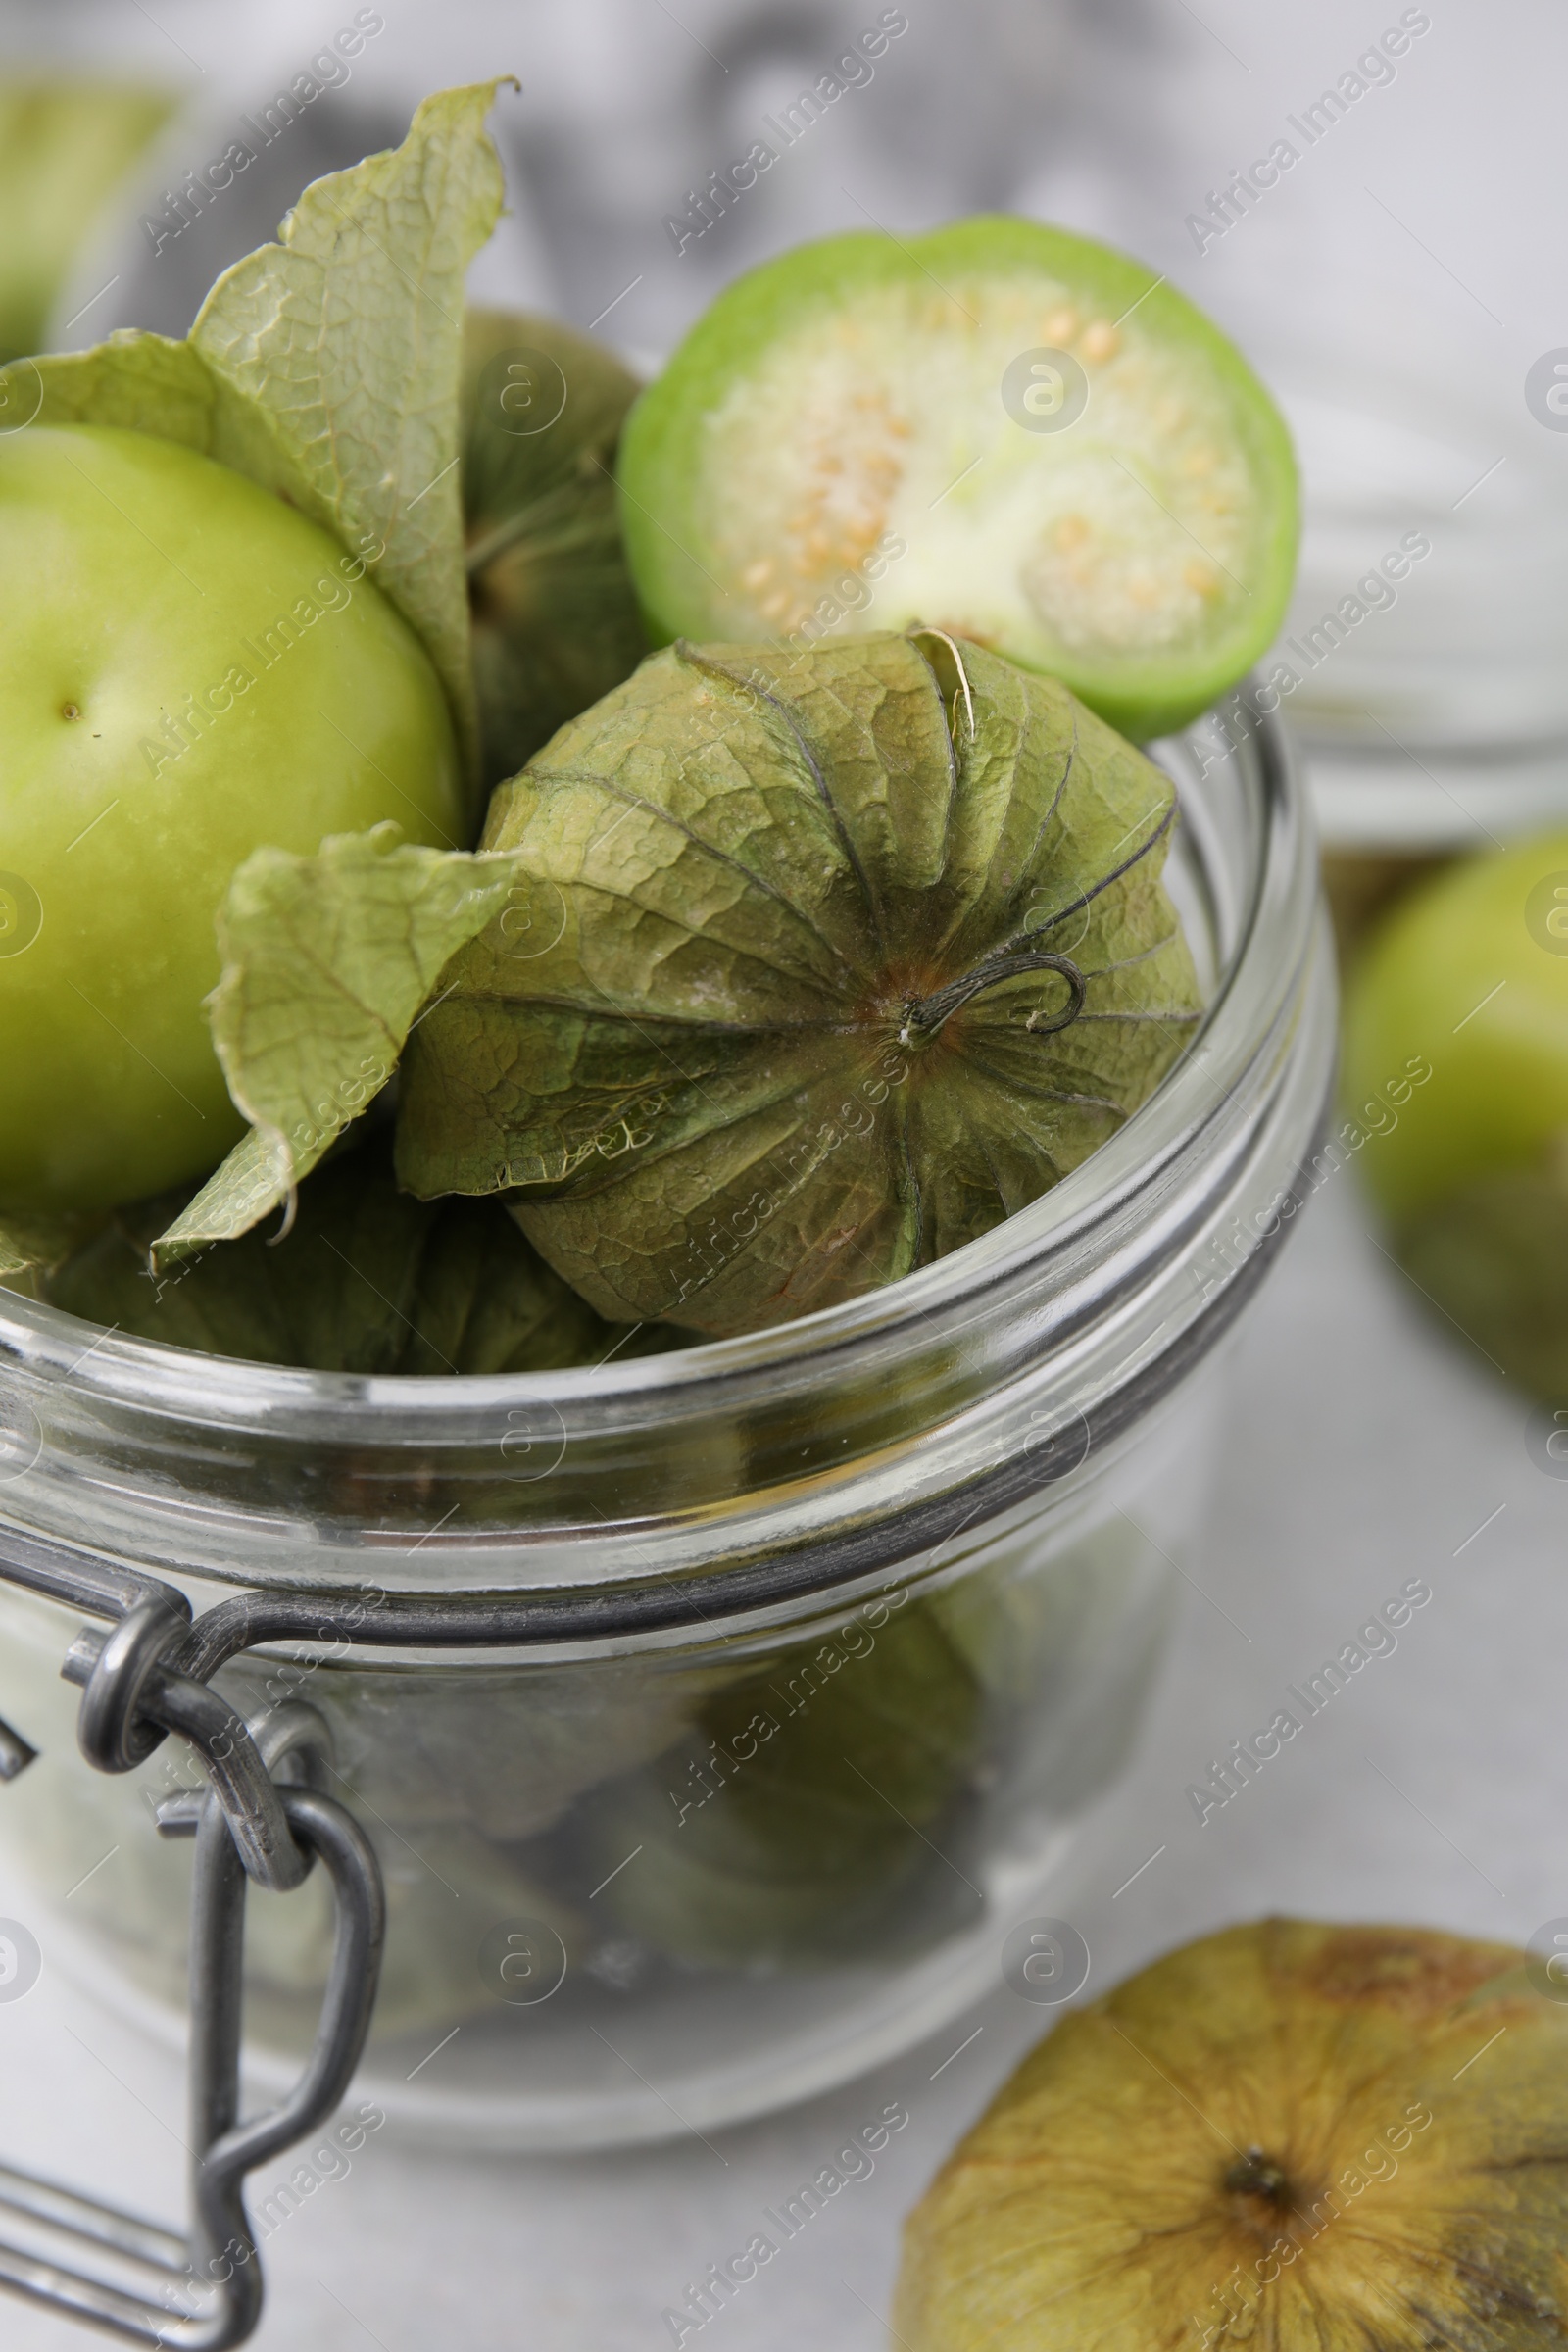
[
  {"xmin": 0, "ymin": 698, "xmax": 1330, "ymax": 1599},
  {"xmin": 4, "ymin": 702, "xmax": 1310, "ymax": 1408}
]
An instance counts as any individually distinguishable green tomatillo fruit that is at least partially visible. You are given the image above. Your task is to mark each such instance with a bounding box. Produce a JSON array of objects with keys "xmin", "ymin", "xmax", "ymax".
[
  {"xmin": 0, "ymin": 80, "xmax": 175, "ymax": 365},
  {"xmin": 1342, "ymin": 832, "xmax": 1568, "ymax": 1394},
  {"xmin": 463, "ymin": 308, "xmax": 648, "ymax": 791},
  {"xmin": 394, "ymin": 627, "xmax": 1202, "ymax": 1335},
  {"xmin": 616, "ymin": 217, "xmax": 1298, "ymax": 740},
  {"xmin": 896, "ymin": 1917, "xmax": 1568, "ymax": 2351},
  {"xmin": 0, "ymin": 421, "xmax": 462, "ymax": 1214}
]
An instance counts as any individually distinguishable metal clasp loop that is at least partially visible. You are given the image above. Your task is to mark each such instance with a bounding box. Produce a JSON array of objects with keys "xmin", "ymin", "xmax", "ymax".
[
  {"xmin": 0, "ymin": 1551, "xmax": 387, "ymax": 2352},
  {"xmin": 73, "ymin": 1593, "xmax": 191, "ymax": 1774},
  {"xmin": 65, "ymin": 1617, "xmax": 310, "ymax": 1894},
  {"xmin": 0, "ymin": 1768, "xmax": 383, "ymax": 2347}
]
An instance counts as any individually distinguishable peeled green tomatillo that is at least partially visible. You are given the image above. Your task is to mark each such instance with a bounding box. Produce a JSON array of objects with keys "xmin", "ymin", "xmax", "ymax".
[
  {"xmin": 0, "ymin": 423, "xmax": 463, "ymax": 1214},
  {"xmin": 1343, "ymin": 832, "xmax": 1568, "ymax": 1394},
  {"xmin": 617, "ymin": 217, "xmax": 1298, "ymax": 740},
  {"xmin": 0, "ymin": 81, "xmax": 174, "ymax": 365},
  {"xmin": 1344, "ymin": 834, "xmax": 1568, "ymax": 1221}
]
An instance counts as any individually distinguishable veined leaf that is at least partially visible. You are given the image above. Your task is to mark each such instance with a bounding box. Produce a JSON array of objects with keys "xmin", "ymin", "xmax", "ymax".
[
  {"xmin": 395, "ymin": 628, "xmax": 1203, "ymax": 1334},
  {"xmin": 20, "ymin": 329, "xmax": 216, "ymax": 441},
  {"xmin": 189, "ymin": 80, "xmax": 507, "ymax": 782},
  {"xmin": 152, "ymin": 825, "xmax": 517, "ymax": 1266}
]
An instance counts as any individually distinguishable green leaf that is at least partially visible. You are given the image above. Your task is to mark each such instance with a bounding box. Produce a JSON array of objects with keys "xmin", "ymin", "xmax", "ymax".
[
  {"xmin": 152, "ymin": 824, "xmax": 518, "ymax": 1266},
  {"xmin": 0, "ymin": 80, "xmax": 175, "ymax": 365},
  {"xmin": 21, "ymin": 327, "xmax": 217, "ymax": 440},
  {"xmin": 12, "ymin": 80, "xmax": 510, "ymax": 785},
  {"xmin": 396, "ymin": 628, "xmax": 1203, "ymax": 1334},
  {"xmin": 0, "ymin": 1204, "xmax": 100, "ymax": 1296},
  {"xmin": 463, "ymin": 307, "xmax": 649, "ymax": 791},
  {"xmin": 52, "ymin": 1131, "xmax": 647, "ymax": 1375}
]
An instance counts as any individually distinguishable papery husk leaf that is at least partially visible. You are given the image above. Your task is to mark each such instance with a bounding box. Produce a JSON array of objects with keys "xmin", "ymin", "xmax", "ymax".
[
  {"xmin": 463, "ymin": 307, "xmax": 647, "ymax": 789},
  {"xmin": 151, "ymin": 825, "xmax": 517, "ymax": 1266},
  {"xmin": 61, "ymin": 1130, "xmax": 646, "ymax": 1374}
]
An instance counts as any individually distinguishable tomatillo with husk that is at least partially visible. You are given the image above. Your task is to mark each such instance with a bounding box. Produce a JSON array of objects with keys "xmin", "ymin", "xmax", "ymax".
[
  {"xmin": 463, "ymin": 308, "xmax": 648, "ymax": 791},
  {"xmin": 896, "ymin": 1917, "xmax": 1568, "ymax": 2350},
  {"xmin": 584, "ymin": 1597, "xmax": 985, "ymax": 1967},
  {"xmin": 395, "ymin": 626, "xmax": 1202, "ymax": 1335}
]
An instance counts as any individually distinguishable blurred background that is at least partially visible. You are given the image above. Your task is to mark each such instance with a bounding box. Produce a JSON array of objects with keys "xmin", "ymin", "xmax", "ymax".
[
  {"xmin": 1, "ymin": 16, "xmax": 1565, "ymax": 2347},
  {"xmin": 4, "ymin": 0, "xmax": 1567, "ymax": 861}
]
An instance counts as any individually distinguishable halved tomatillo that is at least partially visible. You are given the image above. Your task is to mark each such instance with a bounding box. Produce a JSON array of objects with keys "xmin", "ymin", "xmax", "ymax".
[{"xmin": 618, "ymin": 217, "xmax": 1298, "ymax": 740}]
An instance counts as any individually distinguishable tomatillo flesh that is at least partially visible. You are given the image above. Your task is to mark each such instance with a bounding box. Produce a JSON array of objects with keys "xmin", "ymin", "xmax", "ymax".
[{"xmin": 617, "ymin": 216, "xmax": 1298, "ymax": 740}]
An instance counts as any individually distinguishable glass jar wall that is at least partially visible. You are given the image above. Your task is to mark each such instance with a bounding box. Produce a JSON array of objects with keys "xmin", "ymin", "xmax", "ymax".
[{"xmin": 0, "ymin": 703, "xmax": 1332, "ymax": 2149}]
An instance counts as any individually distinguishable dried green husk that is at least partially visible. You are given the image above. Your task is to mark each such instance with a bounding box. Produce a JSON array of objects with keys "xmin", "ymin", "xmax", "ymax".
[
  {"xmin": 0, "ymin": 1206, "xmax": 103, "ymax": 1298},
  {"xmin": 463, "ymin": 308, "xmax": 648, "ymax": 791},
  {"xmin": 396, "ymin": 627, "xmax": 1202, "ymax": 1335},
  {"xmin": 150, "ymin": 825, "xmax": 521, "ymax": 1266},
  {"xmin": 48, "ymin": 1132, "xmax": 665, "ymax": 1375},
  {"xmin": 581, "ymin": 1518, "xmax": 1168, "ymax": 1971},
  {"xmin": 145, "ymin": 295, "xmax": 651, "ymax": 1270},
  {"xmin": 895, "ymin": 1919, "xmax": 1568, "ymax": 2352}
]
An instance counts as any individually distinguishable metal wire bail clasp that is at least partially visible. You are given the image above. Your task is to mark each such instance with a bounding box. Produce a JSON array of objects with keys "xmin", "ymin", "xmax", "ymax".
[
  {"xmin": 0, "ymin": 1558, "xmax": 387, "ymax": 2350},
  {"xmin": 67, "ymin": 1594, "xmax": 312, "ymax": 1895}
]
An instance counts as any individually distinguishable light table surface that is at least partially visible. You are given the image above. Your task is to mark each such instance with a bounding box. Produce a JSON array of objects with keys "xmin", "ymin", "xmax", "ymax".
[{"xmin": 0, "ymin": 1171, "xmax": 1558, "ymax": 2349}]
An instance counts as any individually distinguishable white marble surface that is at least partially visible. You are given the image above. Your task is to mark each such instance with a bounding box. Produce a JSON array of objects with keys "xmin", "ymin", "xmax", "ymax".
[{"xmin": 0, "ymin": 1168, "xmax": 1560, "ymax": 2350}]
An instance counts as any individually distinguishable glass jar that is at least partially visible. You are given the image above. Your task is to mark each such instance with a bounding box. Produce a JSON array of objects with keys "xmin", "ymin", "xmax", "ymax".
[
  {"xmin": 0, "ymin": 705, "xmax": 1330, "ymax": 2152},
  {"xmin": 1260, "ymin": 333, "xmax": 1568, "ymax": 950}
]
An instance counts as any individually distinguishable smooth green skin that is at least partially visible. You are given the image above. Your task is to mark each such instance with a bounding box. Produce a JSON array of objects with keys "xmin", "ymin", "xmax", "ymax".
[
  {"xmin": 0, "ymin": 83, "xmax": 174, "ymax": 364},
  {"xmin": 1342, "ymin": 832, "xmax": 1568, "ymax": 1223},
  {"xmin": 0, "ymin": 424, "xmax": 463, "ymax": 1213},
  {"xmin": 617, "ymin": 216, "xmax": 1299, "ymax": 741}
]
